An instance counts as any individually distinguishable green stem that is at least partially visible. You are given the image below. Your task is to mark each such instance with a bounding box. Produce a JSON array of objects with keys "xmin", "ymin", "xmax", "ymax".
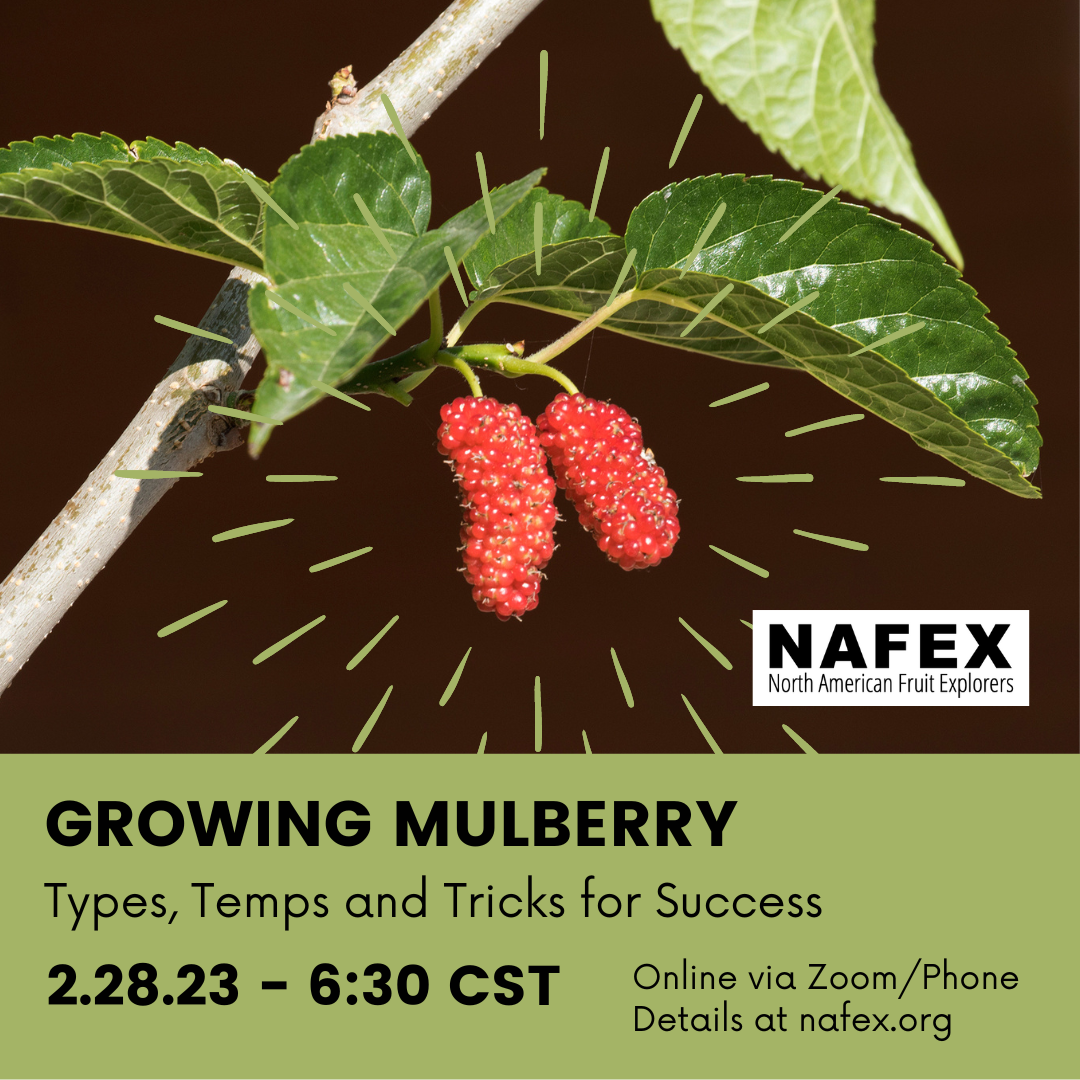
[
  {"xmin": 337, "ymin": 284, "xmax": 639, "ymax": 402},
  {"xmin": 396, "ymin": 367, "xmax": 438, "ymax": 394},
  {"xmin": 526, "ymin": 289, "xmax": 639, "ymax": 367},
  {"xmin": 335, "ymin": 340, "xmax": 509, "ymax": 399},
  {"xmin": 511, "ymin": 359, "xmax": 578, "ymax": 394},
  {"xmin": 436, "ymin": 348, "xmax": 579, "ymax": 394},
  {"xmin": 377, "ymin": 381, "xmax": 414, "ymax": 406},
  {"xmin": 446, "ymin": 298, "xmax": 489, "ymax": 347},
  {"xmin": 451, "ymin": 343, "xmax": 522, "ymax": 364},
  {"xmin": 335, "ymin": 343, "xmax": 428, "ymax": 395},
  {"xmin": 416, "ymin": 289, "xmax": 444, "ymax": 361},
  {"xmin": 449, "ymin": 357, "xmax": 484, "ymax": 397}
]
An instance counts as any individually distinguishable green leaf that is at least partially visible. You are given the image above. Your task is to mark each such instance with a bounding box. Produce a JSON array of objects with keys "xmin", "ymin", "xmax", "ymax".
[
  {"xmin": 461, "ymin": 189, "xmax": 621, "ymax": 328},
  {"xmin": 464, "ymin": 187, "xmax": 611, "ymax": 293},
  {"xmin": 467, "ymin": 174, "xmax": 1039, "ymax": 498},
  {"xmin": 0, "ymin": 132, "xmax": 131, "ymax": 172},
  {"xmin": 626, "ymin": 176, "xmax": 1038, "ymax": 493},
  {"xmin": 246, "ymin": 132, "xmax": 544, "ymax": 453},
  {"xmin": 0, "ymin": 134, "xmax": 267, "ymax": 269},
  {"xmin": 470, "ymin": 234, "xmax": 629, "ymax": 321},
  {"xmin": 130, "ymin": 137, "xmax": 232, "ymax": 167},
  {"xmin": 651, "ymin": 0, "xmax": 963, "ymax": 268}
]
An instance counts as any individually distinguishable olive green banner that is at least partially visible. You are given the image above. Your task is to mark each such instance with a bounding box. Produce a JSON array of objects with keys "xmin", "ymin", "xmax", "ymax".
[{"xmin": 1, "ymin": 755, "xmax": 1074, "ymax": 1079}]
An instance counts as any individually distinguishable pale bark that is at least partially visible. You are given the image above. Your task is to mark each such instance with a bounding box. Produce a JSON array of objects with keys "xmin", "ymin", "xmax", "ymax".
[
  {"xmin": 1, "ymin": 269, "xmax": 260, "ymax": 688},
  {"xmin": 0, "ymin": 0, "xmax": 544, "ymax": 694},
  {"xmin": 312, "ymin": 0, "xmax": 544, "ymax": 141}
]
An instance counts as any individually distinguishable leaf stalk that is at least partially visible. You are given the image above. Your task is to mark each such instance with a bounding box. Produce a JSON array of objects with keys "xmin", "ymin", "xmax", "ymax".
[
  {"xmin": 525, "ymin": 289, "xmax": 638, "ymax": 366},
  {"xmin": 416, "ymin": 289, "xmax": 444, "ymax": 361}
]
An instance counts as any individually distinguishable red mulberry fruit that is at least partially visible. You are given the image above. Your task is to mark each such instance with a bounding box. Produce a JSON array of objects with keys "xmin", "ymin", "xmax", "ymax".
[
  {"xmin": 438, "ymin": 397, "xmax": 557, "ymax": 620},
  {"xmin": 537, "ymin": 392, "xmax": 679, "ymax": 570}
]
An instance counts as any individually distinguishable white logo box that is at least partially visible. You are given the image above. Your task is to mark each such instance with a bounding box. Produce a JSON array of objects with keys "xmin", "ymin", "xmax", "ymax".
[{"xmin": 752, "ymin": 610, "xmax": 1029, "ymax": 706}]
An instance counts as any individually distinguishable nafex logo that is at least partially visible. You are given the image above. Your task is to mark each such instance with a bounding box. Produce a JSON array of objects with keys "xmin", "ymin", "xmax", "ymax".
[{"xmin": 752, "ymin": 611, "xmax": 1029, "ymax": 706}]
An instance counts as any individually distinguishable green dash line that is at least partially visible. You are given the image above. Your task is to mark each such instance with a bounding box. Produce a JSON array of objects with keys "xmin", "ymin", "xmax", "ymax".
[
  {"xmin": 476, "ymin": 152, "xmax": 496, "ymax": 233},
  {"xmin": 582, "ymin": 730, "xmax": 593, "ymax": 754},
  {"xmin": 157, "ymin": 599, "xmax": 227, "ymax": 638},
  {"xmin": 312, "ymin": 379, "xmax": 372, "ymax": 411},
  {"xmin": 589, "ymin": 146, "xmax": 610, "ymax": 222},
  {"xmin": 266, "ymin": 292, "xmax": 336, "ymax": 336},
  {"xmin": 309, "ymin": 546, "xmax": 372, "ymax": 573},
  {"xmin": 153, "ymin": 315, "xmax": 232, "ymax": 344},
  {"xmin": 737, "ymin": 473, "xmax": 813, "ymax": 483},
  {"xmin": 207, "ymin": 404, "xmax": 283, "ymax": 426},
  {"xmin": 539, "ymin": 50, "xmax": 548, "ymax": 139},
  {"xmin": 353, "ymin": 685, "xmax": 393, "ymax": 752},
  {"xmin": 681, "ymin": 694, "xmax": 722, "ymax": 754},
  {"xmin": 681, "ymin": 283, "xmax": 734, "ymax": 336},
  {"xmin": 680, "ymin": 201, "xmax": 727, "ymax": 277},
  {"xmin": 880, "ymin": 476, "xmax": 966, "ymax": 487},
  {"xmin": 710, "ymin": 382, "xmax": 768, "ymax": 407},
  {"xmin": 439, "ymin": 647, "xmax": 473, "ymax": 706},
  {"xmin": 346, "ymin": 615, "xmax": 400, "ymax": 671},
  {"xmin": 759, "ymin": 290, "xmax": 819, "ymax": 334},
  {"xmin": 352, "ymin": 193, "xmax": 396, "ymax": 257},
  {"xmin": 669, "ymin": 94, "xmax": 703, "ymax": 168},
  {"xmin": 793, "ymin": 528, "xmax": 868, "ymax": 551},
  {"xmin": 342, "ymin": 283, "xmax": 397, "ymax": 336},
  {"xmin": 380, "ymin": 94, "xmax": 416, "ymax": 162},
  {"xmin": 709, "ymin": 544, "xmax": 769, "ymax": 578},
  {"xmin": 254, "ymin": 715, "xmax": 299, "ymax": 755},
  {"xmin": 252, "ymin": 614, "xmax": 326, "ymax": 665},
  {"xmin": 534, "ymin": 201, "xmax": 544, "ymax": 275},
  {"xmin": 534, "ymin": 676, "xmax": 542, "ymax": 753},
  {"xmin": 852, "ymin": 320, "xmax": 926, "ymax": 356},
  {"xmin": 212, "ymin": 518, "xmax": 293, "ymax": 542},
  {"xmin": 679, "ymin": 617, "xmax": 732, "ymax": 670},
  {"xmin": 266, "ymin": 474, "xmax": 337, "ymax": 482},
  {"xmin": 606, "ymin": 248, "xmax": 637, "ymax": 307},
  {"xmin": 783, "ymin": 723, "xmax": 818, "ymax": 754},
  {"xmin": 740, "ymin": 619, "xmax": 754, "ymax": 629},
  {"xmin": 779, "ymin": 184, "xmax": 842, "ymax": 243},
  {"xmin": 785, "ymin": 413, "xmax": 864, "ymax": 437},
  {"xmin": 235, "ymin": 168, "xmax": 298, "ymax": 230},
  {"xmin": 444, "ymin": 247, "xmax": 470, "ymax": 306},
  {"xmin": 610, "ymin": 647, "xmax": 634, "ymax": 707},
  {"xmin": 115, "ymin": 469, "xmax": 202, "ymax": 479},
  {"xmin": 477, "ymin": 731, "xmax": 488, "ymax": 754}
]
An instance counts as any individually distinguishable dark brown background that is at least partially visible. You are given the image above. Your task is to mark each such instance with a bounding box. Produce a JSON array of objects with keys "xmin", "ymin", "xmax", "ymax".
[{"xmin": 1, "ymin": 0, "xmax": 1076, "ymax": 753}]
